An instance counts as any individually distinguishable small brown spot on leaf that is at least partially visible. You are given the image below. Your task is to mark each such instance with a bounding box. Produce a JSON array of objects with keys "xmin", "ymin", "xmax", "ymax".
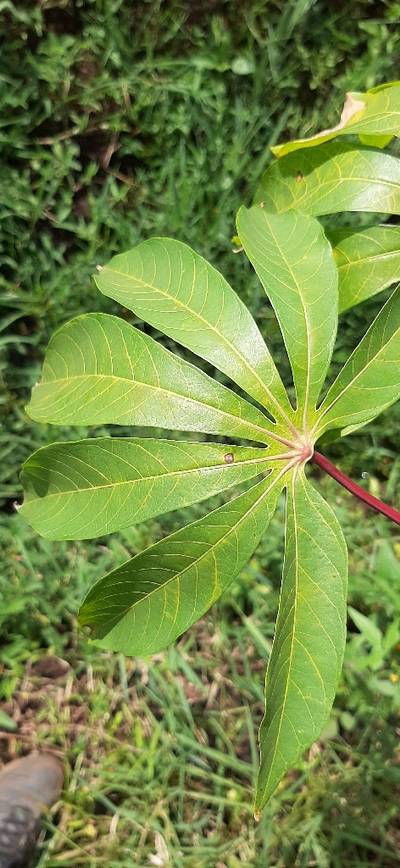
[{"xmin": 224, "ymin": 453, "xmax": 234, "ymax": 464}]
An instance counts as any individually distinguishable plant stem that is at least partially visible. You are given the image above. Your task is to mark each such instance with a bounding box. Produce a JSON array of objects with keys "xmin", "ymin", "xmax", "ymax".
[{"xmin": 312, "ymin": 451, "xmax": 400, "ymax": 527}]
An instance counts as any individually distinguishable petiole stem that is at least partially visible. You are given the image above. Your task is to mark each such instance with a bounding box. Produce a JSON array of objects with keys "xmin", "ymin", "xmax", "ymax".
[{"xmin": 312, "ymin": 451, "xmax": 400, "ymax": 527}]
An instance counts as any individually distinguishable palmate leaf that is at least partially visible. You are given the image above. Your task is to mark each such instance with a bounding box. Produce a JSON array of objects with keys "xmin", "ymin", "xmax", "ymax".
[
  {"xmin": 256, "ymin": 472, "xmax": 347, "ymax": 812},
  {"xmin": 79, "ymin": 467, "xmax": 291, "ymax": 656},
  {"xmin": 237, "ymin": 207, "xmax": 338, "ymax": 417},
  {"xmin": 21, "ymin": 87, "xmax": 400, "ymax": 816},
  {"xmin": 271, "ymin": 81, "xmax": 400, "ymax": 157},
  {"xmin": 26, "ymin": 313, "xmax": 281, "ymax": 445},
  {"xmin": 20, "ymin": 437, "xmax": 282, "ymax": 540},
  {"xmin": 316, "ymin": 286, "xmax": 400, "ymax": 437},
  {"xmin": 94, "ymin": 238, "xmax": 293, "ymax": 426},
  {"xmin": 255, "ymin": 143, "xmax": 400, "ymax": 217},
  {"xmin": 328, "ymin": 225, "xmax": 400, "ymax": 313}
]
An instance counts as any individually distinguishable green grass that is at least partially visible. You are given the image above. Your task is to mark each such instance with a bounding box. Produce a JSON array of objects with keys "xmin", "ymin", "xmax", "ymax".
[{"xmin": 1, "ymin": 1, "xmax": 400, "ymax": 864}]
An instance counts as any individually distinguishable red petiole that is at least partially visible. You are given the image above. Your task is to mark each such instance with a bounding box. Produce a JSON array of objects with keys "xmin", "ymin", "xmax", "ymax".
[{"xmin": 312, "ymin": 451, "xmax": 400, "ymax": 527}]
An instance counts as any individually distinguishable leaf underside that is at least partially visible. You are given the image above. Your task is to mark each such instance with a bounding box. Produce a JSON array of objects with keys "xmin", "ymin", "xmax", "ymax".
[
  {"xmin": 237, "ymin": 206, "xmax": 338, "ymax": 416},
  {"xmin": 79, "ymin": 469, "xmax": 288, "ymax": 656},
  {"xmin": 26, "ymin": 313, "xmax": 277, "ymax": 445},
  {"xmin": 255, "ymin": 143, "xmax": 400, "ymax": 217},
  {"xmin": 317, "ymin": 285, "xmax": 400, "ymax": 436},
  {"xmin": 329, "ymin": 225, "xmax": 400, "ymax": 313},
  {"xmin": 20, "ymin": 437, "xmax": 280, "ymax": 540},
  {"xmin": 256, "ymin": 472, "xmax": 348, "ymax": 811},
  {"xmin": 94, "ymin": 237, "xmax": 293, "ymax": 424}
]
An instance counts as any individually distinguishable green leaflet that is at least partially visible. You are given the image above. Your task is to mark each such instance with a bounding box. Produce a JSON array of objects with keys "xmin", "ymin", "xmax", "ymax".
[
  {"xmin": 94, "ymin": 238, "xmax": 293, "ymax": 425},
  {"xmin": 256, "ymin": 471, "xmax": 347, "ymax": 812},
  {"xmin": 26, "ymin": 313, "xmax": 280, "ymax": 445},
  {"xmin": 255, "ymin": 143, "xmax": 400, "ymax": 217},
  {"xmin": 271, "ymin": 82, "xmax": 400, "ymax": 157},
  {"xmin": 237, "ymin": 207, "xmax": 338, "ymax": 417},
  {"xmin": 328, "ymin": 225, "xmax": 400, "ymax": 313},
  {"xmin": 20, "ymin": 438, "xmax": 284, "ymax": 540},
  {"xmin": 79, "ymin": 468, "xmax": 290, "ymax": 656},
  {"xmin": 315, "ymin": 286, "xmax": 400, "ymax": 437}
]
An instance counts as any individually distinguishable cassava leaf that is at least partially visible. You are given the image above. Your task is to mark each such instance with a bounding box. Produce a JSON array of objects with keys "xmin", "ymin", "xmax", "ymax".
[
  {"xmin": 79, "ymin": 467, "xmax": 291, "ymax": 655},
  {"xmin": 94, "ymin": 238, "xmax": 293, "ymax": 425},
  {"xmin": 20, "ymin": 437, "xmax": 283, "ymax": 540},
  {"xmin": 255, "ymin": 143, "xmax": 400, "ymax": 217},
  {"xmin": 255, "ymin": 471, "xmax": 347, "ymax": 812},
  {"xmin": 328, "ymin": 225, "xmax": 400, "ymax": 313},
  {"xmin": 316, "ymin": 286, "xmax": 400, "ymax": 436},
  {"xmin": 22, "ymin": 75, "xmax": 400, "ymax": 813},
  {"xmin": 271, "ymin": 82, "xmax": 400, "ymax": 157},
  {"xmin": 26, "ymin": 313, "xmax": 280, "ymax": 445},
  {"xmin": 237, "ymin": 206, "xmax": 338, "ymax": 417}
]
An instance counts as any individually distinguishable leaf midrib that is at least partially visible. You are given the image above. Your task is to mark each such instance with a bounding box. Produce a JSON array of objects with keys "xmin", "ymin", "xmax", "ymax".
[
  {"xmin": 337, "ymin": 245, "xmax": 400, "ymax": 270},
  {"xmin": 32, "ymin": 373, "xmax": 280, "ymax": 443},
  {"xmin": 87, "ymin": 460, "xmax": 294, "ymax": 627},
  {"xmin": 25, "ymin": 452, "xmax": 278, "ymax": 504},
  {"xmin": 100, "ymin": 263, "xmax": 291, "ymax": 424},
  {"xmin": 262, "ymin": 214, "xmax": 312, "ymax": 425},
  {"xmin": 315, "ymin": 321, "xmax": 400, "ymax": 428},
  {"xmin": 346, "ymin": 111, "xmax": 400, "ymax": 133},
  {"xmin": 284, "ymin": 174, "xmax": 400, "ymax": 210},
  {"xmin": 339, "ymin": 251, "xmax": 400, "ymax": 269},
  {"xmin": 258, "ymin": 468, "xmax": 299, "ymax": 804}
]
